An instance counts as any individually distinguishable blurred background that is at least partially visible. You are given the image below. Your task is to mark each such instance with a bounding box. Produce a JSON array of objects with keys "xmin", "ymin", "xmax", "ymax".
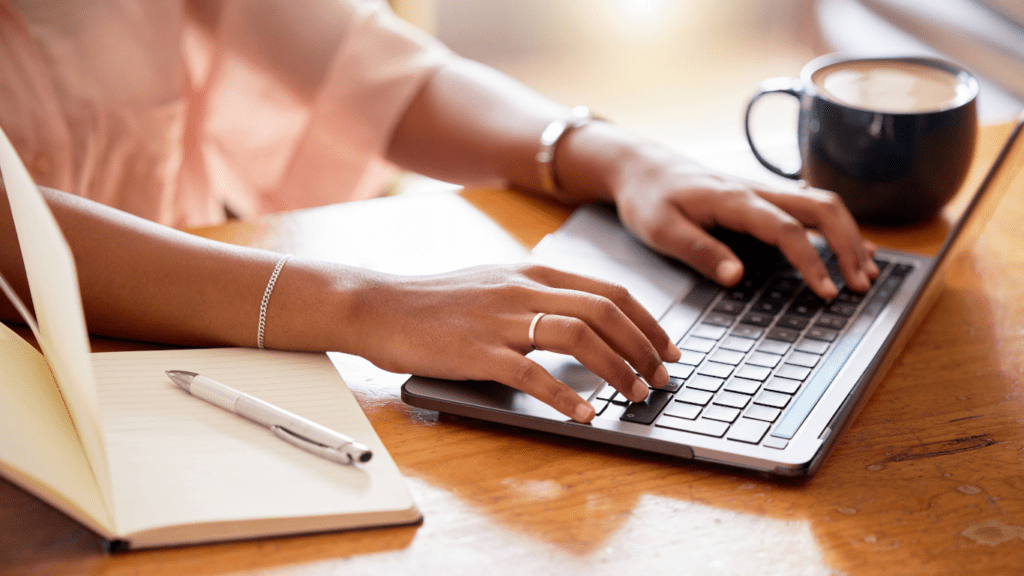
[{"xmin": 391, "ymin": 0, "xmax": 1024, "ymax": 184}]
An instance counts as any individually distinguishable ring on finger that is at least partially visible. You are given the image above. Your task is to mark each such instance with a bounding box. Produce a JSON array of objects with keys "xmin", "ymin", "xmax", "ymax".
[{"xmin": 528, "ymin": 312, "xmax": 547, "ymax": 350}]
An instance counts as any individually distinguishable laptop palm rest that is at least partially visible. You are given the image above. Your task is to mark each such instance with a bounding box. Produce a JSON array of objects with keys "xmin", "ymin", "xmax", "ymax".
[{"xmin": 403, "ymin": 351, "xmax": 603, "ymax": 422}]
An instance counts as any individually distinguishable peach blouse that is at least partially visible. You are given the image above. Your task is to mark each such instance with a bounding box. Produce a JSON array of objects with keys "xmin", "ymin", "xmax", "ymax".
[{"xmin": 0, "ymin": 0, "xmax": 451, "ymax": 227}]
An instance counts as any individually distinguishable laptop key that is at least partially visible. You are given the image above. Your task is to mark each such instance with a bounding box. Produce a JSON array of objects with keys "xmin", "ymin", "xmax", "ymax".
[
  {"xmin": 710, "ymin": 349, "xmax": 745, "ymax": 366},
  {"xmin": 727, "ymin": 418, "xmax": 771, "ymax": 444},
  {"xmin": 805, "ymin": 327, "xmax": 839, "ymax": 342},
  {"xmin": 835, "ymin": 289, "xmax": 865, "ymax": 304},
  {"xmin": 750, "ymin": 299, "xmax": 784, "ymax": 315},
  {"xmin": 596, "ymin": 385, "xmax": 617, "ymax": 402},
  {"xmin": 745, "ymin": 404, "xmax": 782, "ymax": 422},
  {"xmin": 827, "ymin": 301, "xmax": 859, "ymax": 317},
  {"xmin": 677, "ymin": 388, "xmax": 714, "ymax": 406},
  {"xmin": 777, "ymin": 314, "xmax": 810, "ymax": 330},
  {"xmin": 746, "ymin": 351, "xmax": 781, "ymax": 368},
  {"xmin": 815, "ymin": 314, "xmax": 848, "ymax": 330},
  {"xmin": 687, "ymin": 374, "xmax": 725, "ymax": 392},
  {"xmin": 776, "ymin": 364, "xmax": 812, "ymax": 381},
  {"xmin": 660, "ymin": 376, "xmax": 685, "ymax": 393},
  {"xmin": 786, "ymin": 351, "xmax": 820, "ymax": 368},
  {"xmin": 890, "ymin": 263, "xmax": 914, "ymax": 277},
  {"xmin": 620, "ymin": 389, "xmax": 674, "ymax": 425},
  {"xmin": 658, "ymin": 417, "xmax": 729, "ymax": 438},
  {"xmin": 691, "ymin": 323, "xmax": 727, "ymax": 340},
  {"xmin": 720, "ymin": 336, "xmax": 755, "ymax": 352},
  {"xmin": 666, "ymin": 363, "xmax": 695, "ymax": 379},
  {"xmin": 762, "ymin": 288, "xmax": 794, "ymax": 302},
  {"xmin": 726, "ymin": 277, "xmax": 760, "ymax": 301},
  {"xmin": 662, "ymin": 402, "xmax": 702, "ymax": 420},
  {"xmin": 757, "ymin": 339, "xmax": 791, "ymax": 355},
  {"xmin": 702, "ymin": 405, "xmax": 741, "ymax": 423},
  {"xmin": 740, "ymin": 311, "xmax": 774, "ymax": 327},
  {"xmin": 713, "ymin": 299, "xmax": 747, "ymax": 315},
  {"xmin": 677, "ymin": 349, "xmax": 706, "ymax": 366},
  {"xmin": 725, "ymin": 288, "xmax": 756, "ymax": 302},
  {"xmin": 714, "ymin": 391, "xmax": 751, "ymax": 409},
  {"xmin": 681, "ymin": 337, "xmax": 716, "ymax": 353},
  {"xmin": 703, "ymin": 312, "xmax": 736, "ymax": 327},
  {"xmin": 725, "ymin": 377, "xmax": 762, "ymax": 395},
  {"xmin": 788, "ymin": 291, "xmax": 824, "ymax": 316},
  {"xmin": 730, "ymin": 325, "xmax": 764, "ymax": 339},
  {"xmin": 794, "ymin": 339, "xmax": 830, "ymax": 355},
  {"xmin": 764, "ymin": 376, "xmax": 801, "ymax": 394},
  {"xmin": 698, "ymin": 362, "xmax": 734, "ymax": 379},
  {"xmin": 754, "ymin": 390, "xmax": 791, "ymax": 408},
  {"xmin": 770, "ymin": 275, "xmax": 798, "ymax": 288},
  {"xmin": 735, "ymin": 364, "xmax": 772, "ymax": 381},
  {"xmin": 766, "ymin": 327, "xmax": 800, "ymax": 342}
]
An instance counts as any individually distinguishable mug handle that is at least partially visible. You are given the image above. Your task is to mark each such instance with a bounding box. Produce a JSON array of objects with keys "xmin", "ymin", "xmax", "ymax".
[{"xmin": 744, "ymin": 77, "xmax": 803, "ymax": 180}]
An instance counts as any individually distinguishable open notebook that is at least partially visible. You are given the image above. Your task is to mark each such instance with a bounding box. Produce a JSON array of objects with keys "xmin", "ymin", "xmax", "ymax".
[{"xmin": 0, "ymin": 127, "xmax": 419, "ymax": 549}]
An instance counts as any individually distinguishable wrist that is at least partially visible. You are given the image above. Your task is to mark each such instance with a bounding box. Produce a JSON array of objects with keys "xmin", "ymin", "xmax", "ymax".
[
  {"xmin": 551, "ymin": 119, "xmax": 646, "ymax": 205},
  {"xmin": 536, "ymin": 107, "xmax": 602, "ymax": 202},
  {"xmin": 257, "ymin": 258, "xmax": 382, "ymax": 354}
]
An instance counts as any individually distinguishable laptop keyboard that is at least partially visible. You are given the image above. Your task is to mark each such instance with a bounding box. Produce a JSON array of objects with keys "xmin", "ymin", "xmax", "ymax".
[{"xmin": 593, "ymin": 250, "xmax": 913, "ymax": 449}]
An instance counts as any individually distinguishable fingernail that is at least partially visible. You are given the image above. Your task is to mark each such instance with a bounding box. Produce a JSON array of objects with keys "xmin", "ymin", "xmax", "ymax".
[
  {"xmin": 664, "ymin": 344, "xmax": 682, "ymax": 362},
  {"xmin": 652, "ymin": 364, "xmax": 670, "ymax": 388},
  {"xmin": 631, "ymin": 377, "xmax": 649, "ymax": 401},
  {"xmin": 573, "ymin": 402, "xmax": 595, "ymax": 423},
  {"xmin": 716, "ymin": 260, "xmax": 743, "ymax": 285},
  {"xmin": 857, "ymin": 270, "xmax": 871, "ymax": 289},
  {"xmin": 822, "ymin": 278, "xmax": 839, "ymax": 300}
]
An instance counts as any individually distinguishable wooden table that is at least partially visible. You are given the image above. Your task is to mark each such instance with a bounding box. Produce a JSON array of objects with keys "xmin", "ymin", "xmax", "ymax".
[{"xmin": 3, "ymin": 123, "xmax": 1023, "ymax": 575}]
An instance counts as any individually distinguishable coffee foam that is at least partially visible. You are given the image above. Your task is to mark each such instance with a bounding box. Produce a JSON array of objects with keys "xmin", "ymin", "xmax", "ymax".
[{"xmin": 812, "ymin": 60, "xmax": 973, "ymax": 113}]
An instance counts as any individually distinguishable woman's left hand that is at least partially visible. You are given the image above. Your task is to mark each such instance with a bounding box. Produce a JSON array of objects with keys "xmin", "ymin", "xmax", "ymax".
[{"xmin": 599, "ymin": 138, "xmax": 880, "ymax": 299}]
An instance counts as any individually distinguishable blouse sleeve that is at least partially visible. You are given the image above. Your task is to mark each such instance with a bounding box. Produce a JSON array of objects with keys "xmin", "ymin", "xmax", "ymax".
[{"xmin": 193, "ymin": 0, "xmax": 453, "ymax": 220}]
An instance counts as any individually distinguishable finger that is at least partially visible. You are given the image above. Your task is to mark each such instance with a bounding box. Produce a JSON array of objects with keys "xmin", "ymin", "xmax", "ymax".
[
  {"xmin": 530, "ymin": 313, "xmax": 652, "ymax": 402},
  {"xmin": 863, "ymin": 240, "xmax": 880, "ymax": 277},
  {"xmin": 758, "ymin": 186, "xmax": 876, "ymax": 291},
  {"xmin": 628, "ymin": 211, "xmax": 746, "ymax": 286},
  {"xmin": 710, "ymin": 193, "xmax": 840, "ymax": 300},
  {"xmin": 537, "ymin": 295, "xmax": 672, "ymax": 389},
  {"xmin": 527, "ymin": 266, "xmax": 681, "ymax": 366},
  {"xmin": 494, "ymin": 351, "xmax": 596, "ymax": 422}
]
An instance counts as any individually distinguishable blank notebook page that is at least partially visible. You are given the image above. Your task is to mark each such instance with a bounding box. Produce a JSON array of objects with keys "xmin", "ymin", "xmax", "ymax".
[{"xmin": 91, "ymin": 347, "xmax": 415, "ymax": 540}]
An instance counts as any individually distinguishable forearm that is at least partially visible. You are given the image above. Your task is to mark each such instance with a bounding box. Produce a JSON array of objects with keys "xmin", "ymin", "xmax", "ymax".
[
  {"xmin": 0, "ymin": 186, "xmax": 679, "ymax": 422},
  {"xmin": 385, "ymin": 57, "xmax": 877, "ymax": 297},
  {"xmin": 385, "ymin": 56, "xmax": 644, "ymax": 204},
  {"xmin": 0, "ymin": 187, "xmax": 369, "ymax": 352}
]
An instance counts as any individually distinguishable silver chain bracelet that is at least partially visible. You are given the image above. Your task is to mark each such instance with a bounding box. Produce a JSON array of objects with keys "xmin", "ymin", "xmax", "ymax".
[{"xmin": 257, "ymin": 254, "xmax": 291, "ymax": 349}]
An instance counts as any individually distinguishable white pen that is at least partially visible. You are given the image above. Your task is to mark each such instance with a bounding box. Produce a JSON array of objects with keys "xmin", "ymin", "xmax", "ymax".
[{"xmin": 166, "ymin": 370, "xmax": 372, "ymax": 464}]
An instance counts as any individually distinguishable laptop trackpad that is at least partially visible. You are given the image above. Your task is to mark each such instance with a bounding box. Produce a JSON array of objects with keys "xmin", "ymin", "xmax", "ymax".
[{"xmin": 402, "ymin": 351, "xmax": 604, "ymax": 422}]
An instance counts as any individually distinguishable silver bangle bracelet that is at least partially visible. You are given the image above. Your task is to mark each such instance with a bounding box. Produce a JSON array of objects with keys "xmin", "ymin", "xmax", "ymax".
[
  {"xmin": 257, "ymin": 254, "xmax": 291, "ymax": 350},
  {"xmin": 536, "ymin": 105, "xmax": 599, "ymax": 201}
]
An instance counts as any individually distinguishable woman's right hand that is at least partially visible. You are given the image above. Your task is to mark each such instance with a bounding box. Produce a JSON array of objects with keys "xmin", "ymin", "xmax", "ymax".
[{"xmin": 337, "ymin": 263, "xmax": 681, "ymax": 423}]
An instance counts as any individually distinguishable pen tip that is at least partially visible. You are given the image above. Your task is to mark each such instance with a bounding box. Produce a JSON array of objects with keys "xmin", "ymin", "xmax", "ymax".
[{"xmin": 165, "ymin": 370, "xmax": 197, "ymax": 390}]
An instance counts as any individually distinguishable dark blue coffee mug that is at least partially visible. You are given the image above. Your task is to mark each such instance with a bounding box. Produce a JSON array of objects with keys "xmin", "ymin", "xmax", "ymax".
[{"xmin": 745, "ymin": 54, "xmax": 978, "ymax": 226}]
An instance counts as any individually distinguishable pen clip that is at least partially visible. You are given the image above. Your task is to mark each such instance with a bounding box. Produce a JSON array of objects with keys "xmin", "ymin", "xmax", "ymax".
[{"xmin": 270, "ymin": 425, "xmax": 355, "ymax": 465}]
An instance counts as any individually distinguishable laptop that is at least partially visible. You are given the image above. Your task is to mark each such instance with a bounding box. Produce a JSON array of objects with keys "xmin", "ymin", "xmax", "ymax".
[{"xmin": 402, "ymin": 113, "xmax": 1024, "ymax": 476}]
